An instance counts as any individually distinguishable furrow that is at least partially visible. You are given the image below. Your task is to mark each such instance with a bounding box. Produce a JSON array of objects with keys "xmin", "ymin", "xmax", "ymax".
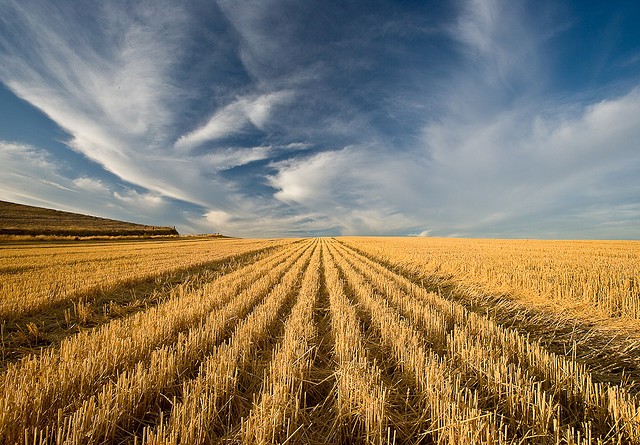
[
  {"xmin": 323, "ymin": 242, "xmax": 396, "ymax": 445},
  {"xmin": 1, "ymin": 244, "xmax": 283, "ymax": 370},
  {"xmin": 0, "ymin": 238, "xmax": 288, "ymax": 321},
  {"xmin": 42, "ymin": 242, "xmax": 315, "ymax": 445},
  {"xmin": 142, "ymin": 241, "xmax": 317, "ymax": 445},
  {"xmin": 240, "ymin": 240, "xmax": 322, "ymax": 444},
  {"xmin": 299, "ymin": 244, "xmax": 338, "ymax": 445},
  {"xmin": 327, "ymin": 240, "xmax": 508, "ymax": 445},
  {"xmin": 337, "ymin": 239, "xmax": 640, "ymax": 387},
  {"xmin": 2, "ymin": 240, "xmax": 312, "ymax": 445},
  {"xmin": 333, "ymin": 240, "xmax": 640, "ymax": 443}
]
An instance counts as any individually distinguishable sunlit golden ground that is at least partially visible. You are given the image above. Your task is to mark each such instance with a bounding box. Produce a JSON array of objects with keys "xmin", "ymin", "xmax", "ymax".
[{"xmin": 1, "ymin": 237, "xmax": 639, "ymax": 444}]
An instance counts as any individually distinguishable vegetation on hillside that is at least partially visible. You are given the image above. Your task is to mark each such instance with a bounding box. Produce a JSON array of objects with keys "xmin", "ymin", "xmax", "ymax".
[{"xmin": 0, "ymin": 200, "xmax": 178, "ymax": 237}]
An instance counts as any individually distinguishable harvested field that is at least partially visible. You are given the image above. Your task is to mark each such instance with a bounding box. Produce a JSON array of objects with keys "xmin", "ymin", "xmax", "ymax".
[{"xmin": 1, "ymin": 237, "xmax": 639, "ymax": 444}]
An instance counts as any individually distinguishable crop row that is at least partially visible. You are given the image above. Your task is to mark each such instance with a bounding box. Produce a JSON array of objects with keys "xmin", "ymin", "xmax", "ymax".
[
  {"xmin": 2, "ymin": 238, "xmax": 638, "ymax": 444},
  {"xmin": 0, "ymin": 237, "xmax": 288, "ymax": 320}
]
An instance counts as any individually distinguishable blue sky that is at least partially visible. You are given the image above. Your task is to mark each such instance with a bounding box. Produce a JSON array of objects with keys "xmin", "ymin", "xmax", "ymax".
[{"xmin": 1, "ymin": 0, "xmax": 639, "ymax": 238}]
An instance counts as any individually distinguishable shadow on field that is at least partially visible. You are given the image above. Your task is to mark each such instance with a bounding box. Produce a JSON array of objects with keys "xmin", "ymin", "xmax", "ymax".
[
  {"xmin": 337, "ymin": 239, "xmax": 640, "ymax": 394},
  {"xmin": 0, "ymin": 246, "xmax": 279, "ymax": 370}
]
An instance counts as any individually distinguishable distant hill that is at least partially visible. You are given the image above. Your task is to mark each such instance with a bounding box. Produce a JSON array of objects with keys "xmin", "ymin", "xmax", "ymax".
[{"xmin": 0, "ymin": 200, "xmax": 179, "ymax": 237}]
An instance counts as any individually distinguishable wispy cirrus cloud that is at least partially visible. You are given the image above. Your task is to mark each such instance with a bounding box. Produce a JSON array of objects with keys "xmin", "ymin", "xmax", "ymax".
[
  {"xmin": 0, "ymin": 0, "xmax": 298, "ymax": 229},
  {"xmin": 73, "ymin": 177, "xmax": 109, "ymax": 193},
  {"xmin": 0, "ymin": 1, "xmax": 191, "ymax": 197},
  {"xmin": 268, "ymin": 147, "xmax": 427, "ymax": 235},
  {"xmin": 265, "ymin": 85, "xmax": 640, "ymax": 238},
  {"xmin": 0, "ymin": 0, "xmax": 639, "ymax": 238},
  {"xmin": 0, "ymin": 140, "xmax": 175, "ymax": 224},
  {"xmin": 418, "ymin": 87, "xmax": 640, "ymax": 236},
  {"xmin": 263, "ymin": 0, "xmax": 640, "ymax": 238},
  {"xmin": 174, "ymin": 91, "xmax": 294, "ymax": 151}
]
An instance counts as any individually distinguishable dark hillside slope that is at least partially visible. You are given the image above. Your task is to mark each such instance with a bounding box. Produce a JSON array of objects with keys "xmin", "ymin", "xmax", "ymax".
[{"xmin": 0, "ymin": 200, "xmax": 178, "ymax": 236}]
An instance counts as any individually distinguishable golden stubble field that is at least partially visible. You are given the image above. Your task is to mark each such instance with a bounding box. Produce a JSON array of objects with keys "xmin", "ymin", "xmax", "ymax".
[{"xmin": 1, "ymin": 236, "xmax": 639, "ymax": 444}]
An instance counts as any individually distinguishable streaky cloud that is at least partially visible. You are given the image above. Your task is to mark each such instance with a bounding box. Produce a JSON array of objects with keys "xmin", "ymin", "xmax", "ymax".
[
  {"xmin": 0, "ymin": 0, "xmax": 638, "ymax": 238},
  {"xmin": 174, "ymin": 91, "xmax": 294, "ymax": 151}
]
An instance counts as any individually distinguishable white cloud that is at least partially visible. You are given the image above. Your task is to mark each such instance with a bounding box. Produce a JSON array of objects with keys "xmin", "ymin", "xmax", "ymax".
[
  {"xmin": 1, "ymin": 3, "xmax": 182, "ymax": 140},
  {"xmin": 544, "ymin": 90, "xmax": 640, "ymax": 161},
  {"xmin": 73, "ymin": 177, "xmax": 109, "ymax": 193},
  {"xmin": 454, "ymin": 0, "xmax": 539, "ymax": 78},
  {"xmin": 263, "ymin": 84, "xmax": 640, "ymax": 238},
  {"xmin": 174, "ymin": 91, "xmax": 293, "ymax": 151},
  {"xmin": 441, "ymin": 0, "xmax": 550, "ymax": 124},
  {"xmin": 214, "ymin": 0, "xmax": 283, "ymax": 81},
  {"xmin": 415, "ymin": 87, "xmax": 640, "ymax": 236},
  {"xmin": 0, "ymin": 141, "xmax": 74, "ymax": 206},
  {"xmin": 269, "ymin": 151, "xmax": 339, "ymax": 204},
  {"xmin": 0, "ymin": 1, "xmax": 202, "ymax": 203},
  {"xmin": 455, "ymin": 0, "xmax": 501, "ymax": 54},
  {"xmin": 194, "ymin": 207, "xmax": 335, "ymax": 238},
  {"xmin": 113, "ymin": 189, "xmax": 164, "ymax": 207},
  {"xmin": 204, "ymin": 209, "xmax": 232, "ymax": 226},
  {"xmin": 1, "ymin": 0, "xmax": 638, "ymax": 239},
  {"xmin": 280, "ymin": 142, "xmax": 312, "ymax": 151},
  {"xmin": 0, "ymin": 140, "xmax": 178, "ymax": 227},
  {"xmin": 174, "ymin": 101, "xmax": 248, "ymax": 151},
  {"xmin": 244, "ymin": 91, "xmax": 293, "ymax": 128},
  {"xmin": 268, "ymin": 147, "xmax": 425, "ymax": 235},
  {"xmin": 200, "ymin": 146, "xmax": 272, "ymax": 171}
]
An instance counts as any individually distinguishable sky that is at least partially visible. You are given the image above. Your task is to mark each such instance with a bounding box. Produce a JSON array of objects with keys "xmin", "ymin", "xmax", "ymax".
[{"xmin": 1, "ymin": 0, "xmax": 639, "ymax": 238}]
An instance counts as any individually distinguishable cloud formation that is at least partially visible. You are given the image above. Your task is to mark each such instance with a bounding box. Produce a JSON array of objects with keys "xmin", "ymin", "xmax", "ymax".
[
  {"xmin": 0, "ymin": 140, "xmax": 176, "ymax": 225},
  {"xmin": 0, "ymin": 0, "xmax": 639, "ymax": 238},
  {"xmin": 175, "ymin": 91, "xmax": 294, "ymax": 151}
]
